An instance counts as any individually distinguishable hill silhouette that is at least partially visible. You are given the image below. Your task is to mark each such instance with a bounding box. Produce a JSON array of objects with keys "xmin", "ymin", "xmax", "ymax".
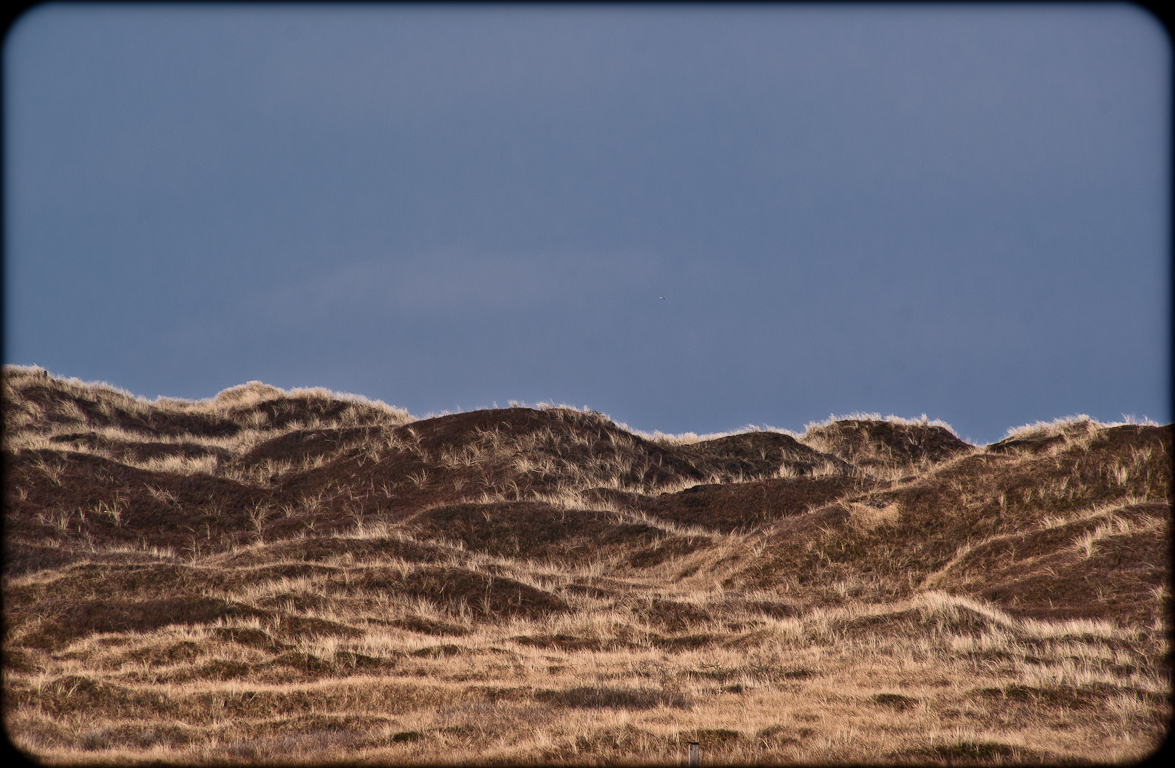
[{"xmin": 3, "ymin": 366, "xmax": 1170, "ymax": 764}]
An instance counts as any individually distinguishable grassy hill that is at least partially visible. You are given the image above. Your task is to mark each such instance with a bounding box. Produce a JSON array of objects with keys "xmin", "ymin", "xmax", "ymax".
[{"xmin": 3, "ymin": 365, "xmax": 1170, "ymax": 764}]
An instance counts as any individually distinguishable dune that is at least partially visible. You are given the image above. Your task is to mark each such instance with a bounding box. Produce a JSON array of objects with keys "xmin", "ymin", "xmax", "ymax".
[{"xmin": 3, "ymin": 365, "xmax": 1170, "ymax": 764}]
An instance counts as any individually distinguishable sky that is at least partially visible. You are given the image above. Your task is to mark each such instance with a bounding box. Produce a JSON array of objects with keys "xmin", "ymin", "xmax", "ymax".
[{"xmin": 3, "ymin": 3, "xmax": 1171, "ymax": 445}]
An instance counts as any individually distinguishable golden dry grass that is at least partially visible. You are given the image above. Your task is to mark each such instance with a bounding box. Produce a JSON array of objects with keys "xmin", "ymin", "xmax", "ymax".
[{"xmin": 2, "ymin": 365, "xmax": 1171, "ymax": 764}]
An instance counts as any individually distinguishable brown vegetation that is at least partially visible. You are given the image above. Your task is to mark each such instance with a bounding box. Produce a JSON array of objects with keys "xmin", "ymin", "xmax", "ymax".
[{"xmin": 2, "ymin": 366, "xmax": 1171, "ymax": 764}]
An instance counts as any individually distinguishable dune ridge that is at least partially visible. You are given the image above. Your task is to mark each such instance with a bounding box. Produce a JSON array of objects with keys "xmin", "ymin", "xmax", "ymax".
[{"xmin": 3, "ymin": 365, "xmax": 1170, "ymax": 764}]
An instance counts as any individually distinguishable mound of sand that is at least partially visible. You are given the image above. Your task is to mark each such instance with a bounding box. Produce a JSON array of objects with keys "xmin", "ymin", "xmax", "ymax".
[{"xmin": 3, "ymin": 366, "xmax": 1169, "ymax": 764}]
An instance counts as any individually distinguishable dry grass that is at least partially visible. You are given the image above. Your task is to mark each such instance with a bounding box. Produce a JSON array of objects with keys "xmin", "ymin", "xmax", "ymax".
[{"xmin": 3, "ymin": 365, "xmax": 1171, "ymax": 765}]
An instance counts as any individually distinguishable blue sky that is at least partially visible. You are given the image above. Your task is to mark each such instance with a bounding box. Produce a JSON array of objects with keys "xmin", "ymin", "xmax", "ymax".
[{"xmin": 3, "ymin": 3, "xmax": 1170, "ymax": 445}]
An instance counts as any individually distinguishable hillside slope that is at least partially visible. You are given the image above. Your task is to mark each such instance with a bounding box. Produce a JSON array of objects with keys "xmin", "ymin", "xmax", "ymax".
[{"xmin": 3, "ymin": 366, "xmax": 1170, "ymax": 764}]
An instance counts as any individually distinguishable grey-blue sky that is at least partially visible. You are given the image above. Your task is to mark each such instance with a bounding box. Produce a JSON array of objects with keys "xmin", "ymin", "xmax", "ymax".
[{"xmin": 3, "ymin": 3, "xmax": 1170, "ymax": 445}]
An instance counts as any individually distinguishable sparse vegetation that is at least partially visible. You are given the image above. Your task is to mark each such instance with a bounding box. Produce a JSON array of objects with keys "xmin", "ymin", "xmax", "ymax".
[{"xmin": 2, "ymin": 365, "xmax": 1170, "ymax": 764}]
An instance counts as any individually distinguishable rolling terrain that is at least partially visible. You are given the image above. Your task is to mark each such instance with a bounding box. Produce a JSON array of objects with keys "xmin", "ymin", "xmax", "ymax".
[{"xmin": 2, "ymin": 365, "xmax": 1171, "ymax": 764}]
